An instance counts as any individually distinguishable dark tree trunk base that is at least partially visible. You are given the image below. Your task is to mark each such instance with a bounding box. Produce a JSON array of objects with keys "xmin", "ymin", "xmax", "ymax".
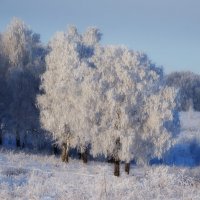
[
  {"xmin": 125, "ymin": 163, "xmax": 130, "ymax": 174},
  {"xmin": 0, "ymin": 134, "xmax": 2, "ymax": 145},
  {"xmin": 16, "ymin": 138, "xmax": 20, "ymax": 148},
  {"xmin": 107, "ymin": 157, "xmax": 115, "ymax": 163},
  {"xmin": 114, "ymin": 160, "xmax": 120, "ymax": 177},
  {"xmin": 82, "ymin": 150, "xmax": 88, "ymax": 163},
  {"xmin": 65, "ymin": 154, "xmax": 69, "ymax": 162},
  {"xmin": 53, "ymin": 144, "xmax": 59, "ymax": 155},
  {"xmin": 61, "ymin": 143, "xmax": 69, "ymax": 163},
  {"xmin": 61, "ymin": 151, "xmax": 69, "ymax": 162},
  {"xmin": 16, "ymin": 129, "xmax": 21, "ymax": 148},
  {"xmin": 78, "ymin": 152, "xmax": 82, "ymax": 160}
]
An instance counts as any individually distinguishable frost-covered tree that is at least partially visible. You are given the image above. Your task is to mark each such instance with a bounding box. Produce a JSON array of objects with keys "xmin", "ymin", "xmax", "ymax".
[
  {"xmin": 0, "ymin": 33, "xmax": 6, "ymax": 69},
  {"xmin": 38, "ymin": 26, "xmax": 101, "ymax": 162},
  {"xmin": 2, "ymin": 17, "xmax": 33, "ymax": 67},
  {"xmin": 1, "ymin": 18, "xmax": 46, "ymax": 148},
  {"xmin": 0, "ymin": 34, "xmax": 3, "ymax": 144},
  {"xmin": 87, "ymin": 45, "xmax": 178, "ymax": 175},
  {"xmin": 166, "ymin": 71, "xmax": 200, "ymax": 111},
  {"xmin": 0, "ymin": 33, "xmax": 9, "ymax": 145},
  {"xmin": 38, "ymin": 25, "xmax": 179, "ymax": 176},
  {"xmin": 135, "ymin": 85, "xmax": 178, "ymax": 164},
  {"xmin": 7, "ymin": 68, "xmax": 42, "ymax": 147}
]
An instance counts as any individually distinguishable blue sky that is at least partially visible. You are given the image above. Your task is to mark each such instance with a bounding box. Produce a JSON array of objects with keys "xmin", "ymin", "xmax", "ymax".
[{"xmin": 0, "ymin": 0, "xmax": 200, "ymax": 74}]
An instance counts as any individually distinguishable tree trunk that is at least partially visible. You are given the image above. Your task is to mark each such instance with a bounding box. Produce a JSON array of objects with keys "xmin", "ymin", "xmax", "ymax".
[
  {"xmin": 53, "ymin": 144, "xmax": 59, "ymax": 155},
  {"xmin": 22, "ymin": 142, "xmax": 25, "ymax": 149},
  {"xmin": 61, "ymin": 143, "xmax": 69, "ymax": 162},
  {"xmin": 0, "ymin": 131, "xmax": 2, "ymax": 145},
  {"xmin": 78, "ymin": 151, "xmax": 82, "ymax": 159},
  {"xmin": 107, "ymin": 156, "xmax": 115, "ymax": 163},
  {"xmin": 0, "ymin": 129, "xmax": 2, "ymax": 145},
  {"xmin": 114, "ymin": 160, "xmax": 120, "ymax": 177},
  {"xmin": 16, "ymin": 130, "xmax": 20, "ymax": 147},
  {"xmin": 82, "ymin": 149, "xmax": 88, "ymax": 163},
  {"xmin": 125, "ymin": 163, "xmax": 130, "ymax": 174}
]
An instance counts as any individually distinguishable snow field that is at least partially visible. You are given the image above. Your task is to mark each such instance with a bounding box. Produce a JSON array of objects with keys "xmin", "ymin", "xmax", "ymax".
[{"xmin": 0, "ymin": 150, "xmax": 200, "ymax": 200}]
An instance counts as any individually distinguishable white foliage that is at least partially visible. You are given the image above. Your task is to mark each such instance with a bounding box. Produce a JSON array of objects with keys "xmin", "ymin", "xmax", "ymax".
[
  {"xmin": 89, "ymin": 46, "xmax": 175, "ymax": 163},
  {"xmin": 136, "ymin": 86, "xmax": 178, "ymax": 163},
  {"xmin": 38, "ymin": 25, "xmax": 178, "ymax": 163},
  {"xmin": 0, "ymin": 18, "xmax": 46, "ymax": 148},
  {"xmin": 38, "ymin": 27, "xmax": 100, "ymax": 152},
  {"xmin": 2, "ymin": 17, "xmax": 33, "ymax": 66}
]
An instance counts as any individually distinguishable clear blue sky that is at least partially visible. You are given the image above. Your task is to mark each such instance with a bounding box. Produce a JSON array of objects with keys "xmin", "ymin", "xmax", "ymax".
[{"xmin": 0, "ymin": 0, "xmax": 200, "ymax": 74}]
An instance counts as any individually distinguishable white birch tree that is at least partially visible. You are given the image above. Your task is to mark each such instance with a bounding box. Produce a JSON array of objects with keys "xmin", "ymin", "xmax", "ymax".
[
  {"xmin": 38, "ymin": 26, "xmax": 101, "ymax": 162},
  {"xmin": 81, "ymin": 44, "xmax": 179, "ymax": 176}
]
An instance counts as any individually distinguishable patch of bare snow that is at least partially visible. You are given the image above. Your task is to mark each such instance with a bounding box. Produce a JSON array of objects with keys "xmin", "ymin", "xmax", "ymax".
[{"xmin": 0, "ymin": 150, "xmax": 200, "ymax": 200}]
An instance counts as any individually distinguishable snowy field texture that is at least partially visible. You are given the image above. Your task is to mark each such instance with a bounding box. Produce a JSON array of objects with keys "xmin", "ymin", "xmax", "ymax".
[
  {"xmin": 0, "ymin": 150, "xmax": 200, "ymax": 200},
  {"xmin": 164, "ymin": 109, "xmax": 200, "ymax": 166},
  {"xmin": 180, "ymin": 108, "xmax": 200, "ymax": 131},
  {"xmin": 0, "ymin": 110, "xmax": 200, "ymax": 200}
]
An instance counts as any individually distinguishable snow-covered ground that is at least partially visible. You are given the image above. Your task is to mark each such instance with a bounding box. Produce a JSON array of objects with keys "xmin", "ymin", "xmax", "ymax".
[
  {"xmin": 180, "ymin": 108, "xmax": 200, "ymax": 131},
  {"xmin": 0, "ymin": 150, "xmax": 200, "ymax": 200},
  {"xmin": 165, "ymin": 109, "xmax": 200, "ymax": 166},
  {"xmin": 1, "ymin": 110, "xmax": 200, "ymax": 200}
]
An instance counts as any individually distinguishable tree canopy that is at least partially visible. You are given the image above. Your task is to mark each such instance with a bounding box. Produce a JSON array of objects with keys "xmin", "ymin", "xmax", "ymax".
[{"xmin": 38, "ymin": 26, "xmax": 179, "ymax": 164}]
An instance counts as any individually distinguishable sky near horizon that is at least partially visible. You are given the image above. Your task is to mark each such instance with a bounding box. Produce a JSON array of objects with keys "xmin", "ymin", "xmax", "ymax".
[{"xmin": 0, "ymin": 0, "xmax": 200, "ymax": 74}]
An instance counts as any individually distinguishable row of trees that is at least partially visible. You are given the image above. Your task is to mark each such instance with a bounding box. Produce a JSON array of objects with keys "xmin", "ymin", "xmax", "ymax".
[
  {"xmin": 1, "ymin": 18, "xmax": 197, "ymax": 176},
  {"xmin": 37, "ymin": 26, "xmax": 179, "ymax": 176}
]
